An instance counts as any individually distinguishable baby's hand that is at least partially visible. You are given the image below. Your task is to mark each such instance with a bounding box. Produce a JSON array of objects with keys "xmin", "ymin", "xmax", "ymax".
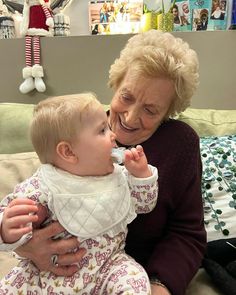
[
  {"xmin": 1, "ymin": 199, "xmax": 39, "ymax": 244},
  {"xmin": 124, "ymin": 145, "xmax": 152, "ymax": 178}
]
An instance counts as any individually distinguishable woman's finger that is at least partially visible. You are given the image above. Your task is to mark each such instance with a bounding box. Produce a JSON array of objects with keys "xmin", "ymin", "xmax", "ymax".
[
  {"xmin": 50, "ymin": 236, "xmax": 81, "ymax": 255},
  {"xmin": 49, "ymin": 264, "xmax": 79, "ymax": 277},
  {"xmin": 57, "ymin": 248, "xmax": 87, "ymax": 266},
  {"xmin": 36, "ymin": 221, "xmax": 66, "ymax": 239}
]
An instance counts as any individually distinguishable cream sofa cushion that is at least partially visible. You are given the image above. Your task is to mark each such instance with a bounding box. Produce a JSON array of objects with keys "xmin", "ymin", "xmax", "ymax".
[
  {"xmin": 0, "ymin": 152, "xmax": 40, "ymax": 199},
  {"xmin": 0, "ymin": 103, "xmax": 34, "ymax": 154},
  {"xmin": 178, "ymin": 108, "xmax": 236, "ymax": 137}
]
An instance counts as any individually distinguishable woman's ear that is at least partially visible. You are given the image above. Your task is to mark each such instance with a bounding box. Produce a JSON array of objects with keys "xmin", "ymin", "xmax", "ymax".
[{"xmin": 56, "ymin": 141, "xmax": 78, "ymax": 163}]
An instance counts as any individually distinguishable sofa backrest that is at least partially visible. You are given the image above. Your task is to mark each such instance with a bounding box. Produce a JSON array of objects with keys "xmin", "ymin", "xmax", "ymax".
[{"xmin": 1, "ymin": 103, "xmax": 236, "ymax": 154}]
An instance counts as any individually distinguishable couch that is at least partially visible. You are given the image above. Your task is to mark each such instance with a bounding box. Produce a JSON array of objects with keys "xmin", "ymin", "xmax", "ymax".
[{"xmin": 1, "ymin": 102, "xmax": 236, "ymax": 294}]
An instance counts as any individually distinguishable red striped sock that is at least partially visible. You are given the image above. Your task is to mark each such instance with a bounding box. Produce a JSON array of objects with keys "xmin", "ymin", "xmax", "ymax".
[
  {"xmin": 25, "ymin": 36, "xmax": 32, "ymax": 67},
  {"xmin": 33, "ymin": 36, "xmax": 41, "ymax": 65}
]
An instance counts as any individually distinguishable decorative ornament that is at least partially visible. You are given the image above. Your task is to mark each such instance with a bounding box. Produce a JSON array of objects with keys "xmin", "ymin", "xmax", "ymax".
[
  {"xmin": 19, "ymin": 0, "xmax": 54, "ymax": 94},
  {"xmin": 157, "ymin": 0, "xmax": 175, "ymax": 32},
  {"xmin": 53, "ymin": 8, "xmax": 70, "ymax": 36},
  {"xmin": 0, "ymin": 0, "xmax": 16, "ymax": 39}
]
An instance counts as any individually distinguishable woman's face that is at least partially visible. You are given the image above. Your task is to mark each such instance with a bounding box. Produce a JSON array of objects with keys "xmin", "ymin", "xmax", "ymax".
[{"xmin": 109, "ymin": 70, "xmax": 175, "ymax": 146}]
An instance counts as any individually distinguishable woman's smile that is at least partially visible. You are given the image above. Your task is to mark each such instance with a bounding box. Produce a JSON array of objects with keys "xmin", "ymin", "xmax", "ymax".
[{"xmin": 119, "ymin": 116, "xmax": 139, "ymax": 132}]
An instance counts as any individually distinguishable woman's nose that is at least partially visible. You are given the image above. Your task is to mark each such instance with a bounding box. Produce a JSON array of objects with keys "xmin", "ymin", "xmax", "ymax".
[{"xmin": 125, "ymin": 108, "xmax": 139, "ymax": 124}]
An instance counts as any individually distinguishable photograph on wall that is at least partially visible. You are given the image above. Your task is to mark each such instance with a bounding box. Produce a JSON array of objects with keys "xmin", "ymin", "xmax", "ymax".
[
  {"xmin": 192, "ymin": 7, "xmax": 209, "ymax": 30},
  {"xmin": 230, "ymin": 0, "xmax": 236, "ymax": 28},
  {"xmin": 210, "ymin": 0, "xmax": 226, "ymax": 19},
  {"xmin": 172, "ymin": 0, "xmax": 191, "ymax": 31},
  {"xmin": 208, "ymin": 0, "xmax": 228, "ymax": 30},
  {"xmin": 89, "ymin": 0, "xmax": 143, "ymax": 35},
  {"xmin": 190, "ymin": 0, "xmax": 228, "ymax": 30},
  {"xmin": 190, "ymin": 0, "xmax": 210, "ymax": 30}
]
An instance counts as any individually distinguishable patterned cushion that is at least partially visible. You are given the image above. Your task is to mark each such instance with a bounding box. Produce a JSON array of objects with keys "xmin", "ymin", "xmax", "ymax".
[{"xmin": 200, "ymin": 135, "xmax": 236, "ymax": 242}]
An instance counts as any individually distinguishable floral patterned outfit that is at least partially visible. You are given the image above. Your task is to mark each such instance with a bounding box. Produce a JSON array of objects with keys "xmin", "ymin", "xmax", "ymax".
[{"xmin": 0, "ymin": 163, "xmax": 158, "ymax": 294}]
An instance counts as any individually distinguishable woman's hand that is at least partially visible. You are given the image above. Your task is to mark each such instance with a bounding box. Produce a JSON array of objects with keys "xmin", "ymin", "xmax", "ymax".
[
  {"xmin": 15, "ymin": 221, "xmax": 86, "ymax": 276},
  {"xmin": 151, "ymin": 284, "xmax": 171, "ymax": 295}
]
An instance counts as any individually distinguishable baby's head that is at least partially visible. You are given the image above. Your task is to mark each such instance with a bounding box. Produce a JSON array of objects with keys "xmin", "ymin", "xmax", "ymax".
[
  {"xmin": 30, "ymin": 93, "xmax": 116, "ymax": 176},
  {"xmin": 31, "ymin": 93, "xmax": 101, "ymax": 164}
]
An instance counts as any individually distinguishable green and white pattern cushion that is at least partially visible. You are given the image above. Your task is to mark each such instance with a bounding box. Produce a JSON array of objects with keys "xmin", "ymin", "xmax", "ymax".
[{"xmin": 200, "ymin": 135, "xmax": 236, "ymax": 242}]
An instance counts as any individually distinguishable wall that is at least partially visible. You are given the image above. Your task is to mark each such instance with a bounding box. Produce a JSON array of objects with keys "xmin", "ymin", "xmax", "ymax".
[{"xmin": 0, "ymin": 30, "xmax": 235, "ymax": 109}]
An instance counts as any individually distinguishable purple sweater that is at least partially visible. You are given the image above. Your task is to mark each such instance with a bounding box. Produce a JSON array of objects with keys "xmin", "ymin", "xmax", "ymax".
[{"xmin": 124, "ymin": 119, "xmax": 207, "ymax": 295}]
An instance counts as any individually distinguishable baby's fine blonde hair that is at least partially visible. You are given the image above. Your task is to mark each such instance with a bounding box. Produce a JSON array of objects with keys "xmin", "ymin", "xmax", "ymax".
[
  {"xmin": 108, "ymin": 30, "xmax": 199, "ymax": 118},
  {"xmin": 30, "ymin": 93, "xmax": 101, "ymax": 164}
]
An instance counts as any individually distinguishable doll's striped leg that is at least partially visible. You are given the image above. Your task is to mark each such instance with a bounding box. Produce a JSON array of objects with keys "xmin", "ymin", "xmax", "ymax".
[
  {"xmin": 32, "ymin": 35, "xmax": 46, "ymax": 93},
  {"xmin": 98, "ymin": 253, "xmax": 151, "ymax": 295},
  {"xmin": 25, "ymin": 35, "xmax": 32, "ymax": 67},
  {"xmin": 33, "ymin": 35, "xmax": 40, "ymax": 65},
  {"xmin": 19, "ymin": 36, "xmax": 35, "ymax": 94}
]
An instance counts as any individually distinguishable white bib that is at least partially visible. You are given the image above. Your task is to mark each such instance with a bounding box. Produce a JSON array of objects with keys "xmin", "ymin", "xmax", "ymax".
[{"xmin": 38, "ymin": 164, "xmax": 136, "ymax": 239}]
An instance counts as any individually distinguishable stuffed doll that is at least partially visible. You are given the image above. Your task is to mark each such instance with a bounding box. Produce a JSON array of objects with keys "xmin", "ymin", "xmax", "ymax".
[{"xmin": 19, "ymin": 0, "xmax": 54, "ymax": 94}]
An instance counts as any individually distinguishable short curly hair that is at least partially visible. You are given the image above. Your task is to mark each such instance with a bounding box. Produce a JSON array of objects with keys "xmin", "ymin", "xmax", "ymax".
[{"xmin": 108, "ymin": 30, "xmax": 199, "ymax": 118}]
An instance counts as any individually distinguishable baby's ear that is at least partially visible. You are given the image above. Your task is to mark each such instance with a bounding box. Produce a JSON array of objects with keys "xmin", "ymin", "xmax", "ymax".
[{"xmin": 56, "ymin": 141, "xmax": 78, "ymax": 163}]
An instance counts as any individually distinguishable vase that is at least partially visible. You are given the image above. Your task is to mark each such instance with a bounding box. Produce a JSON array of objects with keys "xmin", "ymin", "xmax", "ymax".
[
  {"xmin": 157, "ymin": 12, "xmax": 174, "ymax": 32},
  {"xmin": 142, "ymin": 12, "xmax": 158, "ymax": 31}
]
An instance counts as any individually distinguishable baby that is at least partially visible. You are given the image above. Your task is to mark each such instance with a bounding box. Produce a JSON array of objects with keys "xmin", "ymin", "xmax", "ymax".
[{"xmin": 0, "ymin": 93, "xmax": 158, "ymax": 294}]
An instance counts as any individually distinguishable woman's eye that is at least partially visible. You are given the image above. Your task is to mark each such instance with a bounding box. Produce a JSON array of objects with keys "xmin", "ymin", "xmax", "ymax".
[
  {"xmin": 144, "ymin": 108, "xmax": 156, "ymax": 115},
  {"xmin": 120, "ymin": 93, "xmax": 132, "ymax": 102}
]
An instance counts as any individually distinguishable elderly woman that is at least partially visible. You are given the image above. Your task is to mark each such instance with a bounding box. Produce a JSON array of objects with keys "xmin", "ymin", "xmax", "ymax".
[{"xmin": 15, "ymin": 30, "xmax": 206, "ymax": 295}]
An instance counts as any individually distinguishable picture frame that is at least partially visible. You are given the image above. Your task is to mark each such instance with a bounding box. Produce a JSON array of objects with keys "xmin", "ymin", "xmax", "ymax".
[{"xmin": 88, "ymin": 0, "xmax": 143, "ymax": 35}]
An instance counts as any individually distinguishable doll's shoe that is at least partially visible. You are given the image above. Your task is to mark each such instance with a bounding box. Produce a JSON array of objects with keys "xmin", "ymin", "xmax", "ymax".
[
  {"xmin": 19, "ymin": 77, "xmax": 35, "ymax": 94},
  {"xmin": 34, "ymin": 77, "xmax": 46, "ymax": 92},
  {"xmin": 19, "ymin": 66, "xmax": 35, "ymax": 94},
  {"xmin": 32, "ymin": 64, "xmax": 46, "ymax": 93}
]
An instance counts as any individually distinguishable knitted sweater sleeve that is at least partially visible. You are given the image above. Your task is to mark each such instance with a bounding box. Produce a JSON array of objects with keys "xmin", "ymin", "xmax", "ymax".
[{"xmin": 145, "ymin": 122, "xmax": 207, "ymax": 295}]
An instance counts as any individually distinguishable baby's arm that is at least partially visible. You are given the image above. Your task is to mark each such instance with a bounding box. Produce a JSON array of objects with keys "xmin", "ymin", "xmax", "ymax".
[
  {"xmin": 124, "ymin": 145, "xmax": 152, "ymax": 178},
  {"xmin": 123, "ymin": 145, "xmax": 158, "ymax": 214},
  {"xmin": 1, "ymin": 198, "xmax": 38, "ymax": 244}
]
